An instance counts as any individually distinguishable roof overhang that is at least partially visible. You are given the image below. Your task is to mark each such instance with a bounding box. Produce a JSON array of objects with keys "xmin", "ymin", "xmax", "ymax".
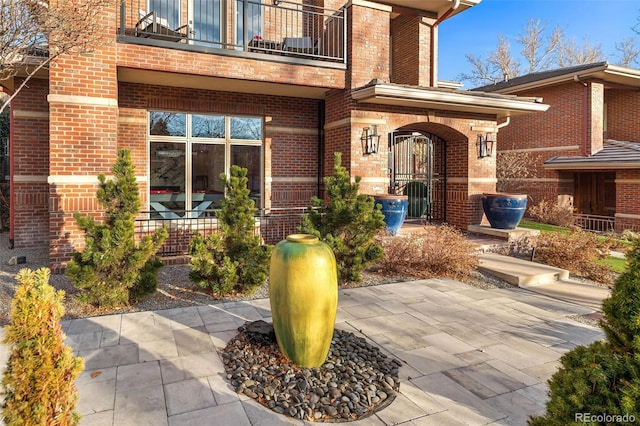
[
  {"xmin": 376, "ymin": 0, "xmax": 481, "ymax": 19},
  {"xmin": 544, "ymin": 160, "xmax": 640, "ymax": 170},
  {"xmin": 488, "ymin": 63, "xmax": 640, "ymax": 94},
  {"xmin": 544, "ymin": 140, "xmax": 640, "ymax": 170},
  {"xmin": 352, "ymin": 84, "xmax": 549, "ymax": 118}
]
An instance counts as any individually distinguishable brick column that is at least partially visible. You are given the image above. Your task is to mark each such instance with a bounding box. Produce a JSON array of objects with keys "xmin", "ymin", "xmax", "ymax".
[
  {"xmin": 587, "ymin": 81, "xmax": 604, "ymax": 156},
  {"xmin": 10, "ymin": 78, "xmax": 50, "ymax": 249},
  {"xmin": 47, "ymin": 4, "xmax": 119, "ymax": 269},
  {"xmin": 347, "ymin": 1, "xmax": 391, "ymax": 89}
]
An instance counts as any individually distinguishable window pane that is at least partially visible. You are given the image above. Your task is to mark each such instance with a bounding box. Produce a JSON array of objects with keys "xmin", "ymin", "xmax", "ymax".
[
  {"xmin": 192, "ymin": 114, "xmax": 225, "ymax": 138},
  {"xmin": 150, "ymin": 112, "xmax": 186, "ymax": 136},
  {"xmin": 193, "ymin": 0, "xmax": 221, "ymax": 45},
  {"xmin": 236, "ymin": 1, "xmax": 263, "ymax": 46},
  {"xmin": 150, "ymin": 142, "xmax": 186, "ymax": 216},
  {"xmin": 148, "ymin": 0, "xmax": 180, "ymax": 29},
  {"xmin": 192, "ymin": 144, "xmax": 225, "ymax": 209},
  {"xmin": 230, "ymin": 117, "xmax": 262, "ymax": 140},
  {"xmin": 231, "ymin": 145, "xmax": 262, "ymax": 207}
]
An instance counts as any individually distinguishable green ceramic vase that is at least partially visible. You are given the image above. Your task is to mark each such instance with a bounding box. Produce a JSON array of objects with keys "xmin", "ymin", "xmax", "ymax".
[{"xmin": 269, "ymin": 234, "xmax": 338, "ymax": 368}]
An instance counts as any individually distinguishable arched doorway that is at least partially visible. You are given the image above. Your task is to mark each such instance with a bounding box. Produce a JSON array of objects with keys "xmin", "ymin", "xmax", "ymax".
[{"xmin": 389, "ymin": 131, "xmax": 446, "ymax": 222}]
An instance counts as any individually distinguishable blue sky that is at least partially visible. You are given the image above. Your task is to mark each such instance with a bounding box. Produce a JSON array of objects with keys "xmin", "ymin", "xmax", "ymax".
[{"xmin": 438, "ymin": 0, "xmax": 640, "ymax": 87}]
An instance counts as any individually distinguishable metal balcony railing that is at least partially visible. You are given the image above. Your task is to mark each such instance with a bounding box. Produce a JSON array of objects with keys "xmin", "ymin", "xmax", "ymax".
[{"xmin": 118, "ymin": 0, "xmax": 346, "ymax": 63}]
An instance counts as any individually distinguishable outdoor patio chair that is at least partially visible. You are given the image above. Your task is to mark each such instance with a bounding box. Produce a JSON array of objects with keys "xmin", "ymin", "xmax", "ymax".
[{"xmin": 136, "ymin": 9, "xmax": 188, "ymax": 42}]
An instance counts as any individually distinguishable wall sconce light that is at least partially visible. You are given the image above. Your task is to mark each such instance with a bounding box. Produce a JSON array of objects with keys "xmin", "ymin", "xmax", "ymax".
[
  {"xmin": 361, "ymin": 125, "xmax": 381, "ymax": 155},
  {"xmin": 477, "ymin": 132, "xmax": 495, "ymax": 158}
]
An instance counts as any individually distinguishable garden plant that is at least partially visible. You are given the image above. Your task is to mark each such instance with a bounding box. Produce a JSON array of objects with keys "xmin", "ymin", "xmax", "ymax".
[
  {"xmin": 527, "ymin": 199, "xmax": 575, "ymax": 228},
  {"xmin": 376, "ymin": 224, "xmax": 479, "ymax": 281},
  {"xmin": 299, "ymin": 152, "xmax": 386, "ymax": 284},
  {"xmin": 1, "ymin": 268, "xmax": 84, "ymax": 425},
  {"xmin": 189, "ymin": 165, "xmax": 271, "ymax": 296},
  {"xmin": 529, "ymin": 236, "xmax": 640, "ymax": 425},
  {"xmin": 66, "ymin": 149, "xmax": 168, "ymax": 306},
  {"xmin": 530, "ymin": 229, "xmax": 615, "ymax": 284}
]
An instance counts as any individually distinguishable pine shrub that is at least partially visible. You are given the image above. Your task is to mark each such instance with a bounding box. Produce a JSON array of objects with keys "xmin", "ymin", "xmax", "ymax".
[
  {"xmin": 189, "ymin": 165, "xmax": 271, "ymax": 296},
  {"xmin": 299, "ymin": 152, "xmax": 386, "ymax": 284},
  {"xmin": 529, "ymin": 237, "xmax": 640, "ymax": 424},
  {"xmin": 1, "ymin": 268, "xmax": 84, "ymax": 425},
  {"xmin": 65, "ymin": 149, "xmax": 168, "ymax": 306},
  {"xmin": 376, "ymin": 224, "xmax": 478, "ymax": 281}
]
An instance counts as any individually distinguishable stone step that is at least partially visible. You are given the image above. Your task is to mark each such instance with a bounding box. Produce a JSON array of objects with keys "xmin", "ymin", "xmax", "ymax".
[{"xmin": 478, "ymin": 253, "xmax": 569, "ymax": 287}]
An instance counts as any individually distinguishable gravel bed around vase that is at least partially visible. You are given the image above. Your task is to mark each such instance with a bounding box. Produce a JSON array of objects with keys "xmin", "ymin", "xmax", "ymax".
[{"xmin": 222, "ymin": 320, "xmax": 401, "ymax": 422}]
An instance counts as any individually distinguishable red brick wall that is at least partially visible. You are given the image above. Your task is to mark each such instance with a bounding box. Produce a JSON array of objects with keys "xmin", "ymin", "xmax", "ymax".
[
  {"xmin": 615, "ymin": 169, "xmax": 640, "ymax": 232},
  {"xmin": 10, "ymin": 0, "xmax": 522, "ymax": 264},
  {"xmin": 496, "ymin": 80, "xmax": 640, "ymax": 230},
  {"xmin": 390, "ymin": 15, "xmax": 432, "ymax": 87},
  {"xmin": 496, "ymin": 83, "xmax": 587, "ymax": 205},
  {"xmin": 116, "ymin": 44, "xmax": 345, "ymax": 92},
  {"xmin": 11, "ymin": 77, "xmax": 50, "ymax": 248},
  {"xmin": 118, "ymin": 83, "xmax": 322, "ymax": 212},
  {"xmin": 347, "ymin": 3, "xmax": 390, "ymax": 89},
  {"xmin": 47, "ymin": 7, "xmax": 119, "ymax": 267},
  {"xmin": 606, "ymin": 89, "xmax": 640, "ymax": 142},
  {"xmin": 324, "ymin": 92, "xmax": 498, "ymax": 229}
]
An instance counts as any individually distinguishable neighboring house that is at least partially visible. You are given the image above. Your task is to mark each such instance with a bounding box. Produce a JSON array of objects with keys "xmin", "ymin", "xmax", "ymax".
[
  {"xmin": 1, "ymin": 0, "xmax": 548, "ymax": 269},
  {"xmin": 474, "ymin": 62, "xmax": 640, "ymax": 233}
]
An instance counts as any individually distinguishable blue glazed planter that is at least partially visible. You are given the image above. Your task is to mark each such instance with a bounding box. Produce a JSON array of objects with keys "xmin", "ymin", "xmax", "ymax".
[
  {"xmin": 373, "ymin": 195, "xmax": 409, "ymax": 236},
  {"xmin": 482, "ymin": 193, "xmax": 528, "ymax": 230}
]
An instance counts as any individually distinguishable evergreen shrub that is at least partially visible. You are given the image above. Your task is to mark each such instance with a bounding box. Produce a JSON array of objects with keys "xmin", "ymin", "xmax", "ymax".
[
  {"xmin": 299, "ymin": 152, "xmax": 386, "ymax": 284},
  {"xmin": 529, "ymin": 237, "xmax": 640, "ymax": 424},
  {"xmin": 65, "ymin": 149, "xmax": 168, "ymax": 306},
  {"xmin": 189, "ymin": 165, "xmax": 271, "ymax": 296},
  {"xmin": 1, "ymin": 268, "xmax": 84, "ymax": 425}
]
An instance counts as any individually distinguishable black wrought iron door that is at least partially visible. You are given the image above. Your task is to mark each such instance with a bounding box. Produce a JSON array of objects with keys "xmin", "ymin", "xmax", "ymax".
[{"xmin": 389, "ymin": 133, "xmax": 446, "ymax": 222}]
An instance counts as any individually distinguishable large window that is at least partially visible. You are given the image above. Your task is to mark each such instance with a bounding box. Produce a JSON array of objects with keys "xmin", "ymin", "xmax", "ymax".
[{"xmin": 149, "ymin": 111, "xmax": 263, "ymax": 218}]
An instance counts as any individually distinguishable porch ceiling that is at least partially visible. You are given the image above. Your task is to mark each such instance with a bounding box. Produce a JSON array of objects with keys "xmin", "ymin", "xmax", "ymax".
[
  {"xmin": 117, "ymin": 68, "xmax": 329, "ymax": 99},
  {"xmin": 352, "ymin": 83, "xmax": 549, "ymax": 119},
  {"xmin": 380, "ymin": 0, "xmax": 480, "ymax": 18}
]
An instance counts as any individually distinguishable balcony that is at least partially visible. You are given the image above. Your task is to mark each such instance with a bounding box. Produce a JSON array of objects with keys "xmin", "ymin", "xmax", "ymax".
[{"xmin": 118, "ymin": 0, "xmax": 346, "ymax": 65}]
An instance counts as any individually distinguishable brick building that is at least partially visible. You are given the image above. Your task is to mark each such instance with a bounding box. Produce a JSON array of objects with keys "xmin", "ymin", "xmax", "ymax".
[
  {"xmin": 2, "ymin": 0, "xmax": 548, "ymax": 269},
  {"xmin": 475, "ymin": 62, "xmax": 640, "ymax": 233}
]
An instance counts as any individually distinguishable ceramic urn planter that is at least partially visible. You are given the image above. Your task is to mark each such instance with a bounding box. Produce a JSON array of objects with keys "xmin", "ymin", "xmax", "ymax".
[
  {"xmin": 269, "ymin": 234, "xmax": 338, "ymax": 368},
  {"xmin": 481, "ymin": 193, "xmax": 528, "ymax": 230}
]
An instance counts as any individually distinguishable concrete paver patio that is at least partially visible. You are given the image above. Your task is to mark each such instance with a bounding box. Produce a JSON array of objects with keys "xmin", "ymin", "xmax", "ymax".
[{"xmin": 0, "ymin": 278, "xmax": 605, "ymax": 425}]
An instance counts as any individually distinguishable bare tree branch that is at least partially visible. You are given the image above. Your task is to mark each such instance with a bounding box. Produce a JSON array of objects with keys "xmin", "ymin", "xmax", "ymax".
[
  {"xmin": 458, "ymin": 35, "xmax": 520, "ymax": 86},
  {"xmin": 0, "ymin": 0, "xmax": 119, "ymax": 113},
  {"xmin": 556, "ymin": 36, "xmax": 605, "ymax": 68},
  {"xmin": 461, "ymin": 17, "xmax": 619, "ymax": 87},
  {"xmin": 613, "ymin": 37, "xmax": 640, "ymax": 67},
  {"xmin": 457, "ymin": 53, "xmax": 500, "ymax": 87},
  {"xmin": 489, "ymin": 34, "xmax": 521, "ymax": 80},
  {"xmin": 496, "ymin": 151, "xmax": 534, "ymax": 194},
  {"xmin": 516, "ymin": 19, "xmax": 562, "ymax": 73}
]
